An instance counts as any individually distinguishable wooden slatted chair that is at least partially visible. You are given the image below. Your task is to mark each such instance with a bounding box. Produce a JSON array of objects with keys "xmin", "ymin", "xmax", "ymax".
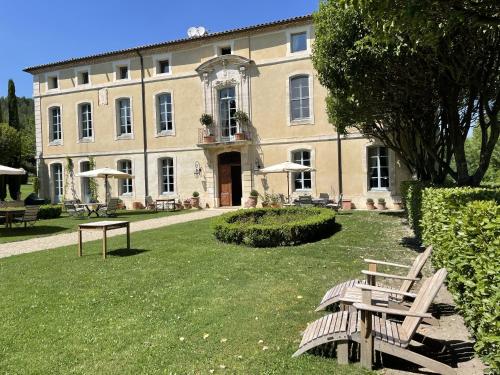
[
  {"xmin": 97, "ymin": 198, "xmax": 120, "ymax": 217},
  {"xmin": 316, "ymin": 246, "xmax": 432, "ymax": 312},
  {"xmin": 13, "ymin": 205, "xmax": 40, "ymax": 228},
  {"xmin": 294, "ymin": 269, "xmax": 455, "ymax": 375}
]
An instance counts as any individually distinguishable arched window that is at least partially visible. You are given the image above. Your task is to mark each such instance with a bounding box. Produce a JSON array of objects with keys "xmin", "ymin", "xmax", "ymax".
[
  {"xmin": 51, "ymin": 163, "xmax": 63, "ymax": 203},
  {"xmin": 49, "ymin": 106, "xmax": 62, "ymax": 142},
  {"xmin": 156, "ymin": 93, "xmax": 173, "ymax": 134},
  {"xmin": 292, "ymin": 150, "xmax": 312, "ymax": 191},
  {"xmin": 118, "ymin": 160, "xmax": 133, "ymax": 195},
  {"xmin": 289, "ymin": 75, "xmax": 310, "ymax": 121},
  {"xmin": 78, "ymin": 102, "xmax": 93, "ymax": 139},
  {"xmin": 159, "ymin": 158, "xmax": 174, "ymax": 193}
]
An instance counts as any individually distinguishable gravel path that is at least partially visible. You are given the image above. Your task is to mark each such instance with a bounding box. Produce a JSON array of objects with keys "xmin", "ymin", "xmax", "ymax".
[{"xmin": 0, "ymin": 209, "xmax": 233, "ymax": 259}]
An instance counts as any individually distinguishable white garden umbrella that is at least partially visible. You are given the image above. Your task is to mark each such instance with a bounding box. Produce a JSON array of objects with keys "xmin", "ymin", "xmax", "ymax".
[
  {"xmin": 76, "ymin": 167, "xmax": 133, "ymax": 204},
  {"xmin": 258, "ymin": 161, "xmax": 315, "ymax": 202},
  {"xmin": 0, "ymin": 165, "xmax": 26, "ymax": 175}
]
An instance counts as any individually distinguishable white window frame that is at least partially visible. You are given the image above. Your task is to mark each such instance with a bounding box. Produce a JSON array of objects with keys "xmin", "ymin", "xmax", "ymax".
[
  {"xmin": 286, "ymin": 26, "xmax": 312, "ymax": 56},
  {"xmin": 368, "ymin": 146, "xmax": 390, "ymax": 191},
  {"xmin": 117, "ymin": 159, "xmax": 133, "ymax": 196},
  {"xmin": 113, "ymin": 60, "xmax": 131, "ymax": 82},
  {"xmin": 286, "ymin": 73, "xmax": 314, "ymax": 126},
  {"xmin": 50, "ymin": 162, "xmax": 64, "ymax": 203},
  {"xmin": 213, "ymin": 40, "xmax": 235, "ymax": 57},
  {"xmin": 291, "ymin": 149, "xmax": 313, "ymax": 192},
  {"xmin": 153, "ymin": 53, "xmax": 172, "ymax": 76},
  {"xmin": 217, "ymin": 86, "xmax": 238, "ymax": 141},
  {"xmin": 159, "ymin": 157, "xmax": 175, "ymax": 195},
  {"xmin": 75, "ymin": 66, "xmax": 91, "ymax": 87},
  {"xmin": 47, "ymin": 105, "xmax": 63, "ymax": 145},
  {"xmin": 153, "ymin": 91, "xmax": 175, "ymax": 137},
  {"xmin": 76, "ymin": 101, "xmax": 94, "ymax": 143},
  {"xmin": 46, "ymin": 72, "xmax": 60, "ymax": 92},
  {"xmin": 114, "ymin": 97, "xmax": 134, "ymax": 139}
]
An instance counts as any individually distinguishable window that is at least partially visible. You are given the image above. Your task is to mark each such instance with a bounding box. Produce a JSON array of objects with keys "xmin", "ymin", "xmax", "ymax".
[
  {"xmin": 157, "ymin": 93, "xmax": 173, "ymax": 133},
  {"xmin": 158, "ymin": 60, "xmax": 170, "ymax": 74},
  {"xmin": 293, "ymin": 150, "xmax": 312, "ymax": 191},
  {"xmin": 48, "ymin": 76, "xmax": 59, "ymax": 90},
  {"xmin": 119, "ymin": 66, "xmax": 129, "ymax": 80},
  {"xmin": 290, "ymin": 75, "xmax": 310, "ymax": 121},
  {"xmin": 219, "ymin": 87, "xmax": 237, "ymax": 139},
  {"xmin": 291, "ymin": 32, "xmax": 307, "ymax": 53},
  {"xmin": 118, "ymin": 160, "xmax": 133, "ymax": 195},
  {"xmin": 117, "ymin": 98, "xmax": 132, "ymax": 136},
  {"xmin": 368, "ymin": 147, "xmax": 389, "ymax": 189},
  {"xmin": 79, "ymin": 103, "xmax": 93, "ymax": 139},
  {"xmin": 78, "ymin": 71, "xmax": 89, "ymax": 85},
  {"xmin": 49, "ymin": 107, "xmax": 62, "ymax": 142},
  {"xmin": 220, "ymin": 46, "xmax": 232, "ymax": 55},
  {"xmin": 52, "ymin": 163, "xmax": 63, "ymax": 203},
  {"xmin": 160, "ymin": 158, "xmax": 174, "ymax": 193}
]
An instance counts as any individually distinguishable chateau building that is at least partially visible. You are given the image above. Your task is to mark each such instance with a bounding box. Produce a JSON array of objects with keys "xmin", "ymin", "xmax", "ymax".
[{"xmin": 24, "ymin": 15, "xmax": 410, "ymax": 208}]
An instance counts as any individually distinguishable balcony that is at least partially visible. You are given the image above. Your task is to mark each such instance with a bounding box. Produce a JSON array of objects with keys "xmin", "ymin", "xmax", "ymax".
[{"xmin": 197, "ymin": 127, "xmax": 252, "ymax": 148}]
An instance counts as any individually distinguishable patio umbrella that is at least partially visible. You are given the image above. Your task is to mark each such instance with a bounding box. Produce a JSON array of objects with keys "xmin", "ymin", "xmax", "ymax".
[
  {"xmin": 76, "ymin": 167, "xmax": 134, "ymax": 204},
  {"xmin": 258, "ymin": 161, "xmax": 315, "ymax": 202},
  {"xmin": 0, "ymin": 165, "xmax": 26, "ymax": 175}
]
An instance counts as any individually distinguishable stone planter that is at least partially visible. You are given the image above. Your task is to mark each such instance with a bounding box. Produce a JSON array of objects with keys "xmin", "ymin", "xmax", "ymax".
[
  {"xmin": 132, "ymin": 202, "xmax": 144, "ymax": 210},
  {"xmin": 366, "ymin": 202, "xmax": 376, "ymax": 210},
  {"xmin": 261, "ymin": 202, "xmax": 270, "ymax": 208},
  {"xmin": 377, "ymin": 202, "xmax": 387, "ymax": 210},
  {"xmin": 183, "ymin": 201, "xmax": 192, "ymax": 209},
  {"xmin": 191, "ymin": 197, "xmax": 200, "ymax": 208},
  {"xmin": 235, "ymin": 133, "xmax": 246, "ymax": 141},
  {"xmin": 247, "ymin": 196, "xmax": 257, "ymax": 208},
  {"xmin": 342, "ymin": 199, "xmax": 352, "ymax": 210},
  {"xmin": 393, "ymin": 202, "xmax": 403, "ymax": 210},
  {"xmin": 270, "ymin": 202, "xmax": 280, "ymax": 208},
  {"xmin": 176, "ymin": 203, "xmax": 183, "ymax": 210},
  {"xmin": 203, "ymin": 135, "xmax": 215, "ymax": 143}
]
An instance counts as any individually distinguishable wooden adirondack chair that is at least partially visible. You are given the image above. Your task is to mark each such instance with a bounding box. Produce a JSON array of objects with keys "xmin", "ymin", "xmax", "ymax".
[
  {"xmin": 294, "ymin": 268, "xmax": 455, "ymax": 375},
  {"xmin": 316, "ymin": 246, "xmax": 432, "ymax": 312},
  {"xmin": 13, "ymin": 205, "xmax": 40, "ymax": 228}
]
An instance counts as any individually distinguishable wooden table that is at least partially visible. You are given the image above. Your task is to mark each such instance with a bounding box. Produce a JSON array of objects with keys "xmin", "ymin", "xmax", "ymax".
[
  {"xmin": 77, "ymin": 221, "xmax": 130, "ymax": 259},
  {"xmin": 0, "ymin": 207, "xmax": 25, "ymax": 229},
  {"xmin": 154, "ymin": 198, "xmax": 176, "ymax": 212}
]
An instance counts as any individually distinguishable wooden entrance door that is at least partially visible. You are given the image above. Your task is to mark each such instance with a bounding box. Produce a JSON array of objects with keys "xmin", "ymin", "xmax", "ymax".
[{"xmin": 219, "ymin": 164, "xmax": 232, "ymax": 207}]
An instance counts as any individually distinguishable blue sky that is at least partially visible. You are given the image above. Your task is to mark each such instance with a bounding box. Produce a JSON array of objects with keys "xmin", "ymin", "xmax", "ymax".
[{"xmin": 0, "ymin": 0, "xmax": 317, "ymax": 98}]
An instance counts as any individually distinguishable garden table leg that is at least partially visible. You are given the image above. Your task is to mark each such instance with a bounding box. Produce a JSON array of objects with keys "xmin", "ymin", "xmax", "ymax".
[
  {"xmin": 126, "ymin": 222, "xmax": 130, "ymax": 250},
  {"xmin": 78, "ymin": 229, "xmax": 83, "ymax": 257},
  {"xmin": 102, "ymin": 228, "xmax": 107, "ymax": 259}
]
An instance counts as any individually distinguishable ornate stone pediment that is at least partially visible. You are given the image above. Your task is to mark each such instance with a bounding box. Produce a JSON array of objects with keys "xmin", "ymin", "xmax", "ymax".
[{"xmin": 195, "ymin": 55, "xmax": 252, "ymax": 74}]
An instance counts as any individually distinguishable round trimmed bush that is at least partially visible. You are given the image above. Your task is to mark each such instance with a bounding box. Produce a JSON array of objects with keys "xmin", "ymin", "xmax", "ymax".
[{"xmin": 212, "ymin": 207, "xmax": 337, "ymax": 247}]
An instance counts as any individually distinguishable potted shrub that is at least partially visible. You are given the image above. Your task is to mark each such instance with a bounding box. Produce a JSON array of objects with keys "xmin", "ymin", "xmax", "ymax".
[
  {"xmin": 176, "ymin": 199, "xmax": 183, "ymax": 210},
  {"xmin": 366, "ymin": 198, "xmax": 375, "ymax": 210},
  {"xmin": 260, "ymin": 193, "xmax": 270, "ymax": 208},
  {"xmin": 183, "ymin": 198, "xmax": 192, "ymax": 209},
  {"xmin": 247, "ymin": 189, "xmax": 258, "ymax": 208},
  {"xmin": 377, "ymin": 198, "xmax": 387, "ymax": 210},
  {"xmin": 200, "ymin": 113, "xmax": 215, "ymax": 143},
  {"xmin": 191, "ymin": 191, "xmax": 200, "ymax": 208},
  {"xmin": 392, "ymin": 197, "xmax": 403, "ymax": 210},
  {"xmin": 234, "ymin": 110, "xmax": 249, "ymax": 140},
  {"xmin": 270, "ymin": 193, "xmax": 280, "ymax": 208}
]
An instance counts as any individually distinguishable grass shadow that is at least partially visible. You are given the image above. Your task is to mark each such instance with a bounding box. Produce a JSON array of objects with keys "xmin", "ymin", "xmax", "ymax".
[
  {"xmin": 106, "ymin": 248, "xmax": 149, "ymax": 257},
  {"xmin": 379, "ymin": 210, "xmax": 406, "ymax": 218},
  {"xmin": 400, "ymin": 236, "xmax": 423, "ymax": 252},
  {"xmin": 0, "ymin": 225, "xmax": 68, "ymax": 238}
]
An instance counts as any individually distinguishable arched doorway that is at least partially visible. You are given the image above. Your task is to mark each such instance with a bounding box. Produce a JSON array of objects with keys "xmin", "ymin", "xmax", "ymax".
[{"xmin": 218, "ymin": 152, "xmax": 242, "ymax": 206}]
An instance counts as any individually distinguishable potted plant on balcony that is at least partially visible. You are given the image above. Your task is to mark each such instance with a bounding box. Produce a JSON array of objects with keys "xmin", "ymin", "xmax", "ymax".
[
  {"xmin": 246, "ymin": 189, "xmax": 259, "ymax": 208},
  {"xmin": 234, "ymin": 110, "xmax": 249, "ymax": 141},
  {"xmin": 366, "ymin": 198, "xmax": 375, "ymax": 210},
  {"xmin": 200, "ymin": 113, "xmax": 215, "ymax": 143},
  {"xmin": 377, "ymin": 197, "xmax": 387, "ymax": 210},
  {"xmin": 191, "ymin": 191, "xmax": 200, "ymax": 209},
  {"xmin": 183, "ymin": 198, "xmax": 192, "ymax": 210}
]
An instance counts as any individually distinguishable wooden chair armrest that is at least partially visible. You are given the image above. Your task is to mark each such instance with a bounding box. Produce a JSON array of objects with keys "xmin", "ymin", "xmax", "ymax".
[
  {"xmin": 362, "ymin": 270, "xmax": 420, "ymax": 281},
  {"xmin": 363, "ymin": 259, "xmax": 411, "ymax": 269},
  {"xmin": 353, "ymin": 303, "xmax": 432, "ymax": 318},
  {"xmin": 354, "ymin": 284, "xmax": 417, "ymax": 298}
]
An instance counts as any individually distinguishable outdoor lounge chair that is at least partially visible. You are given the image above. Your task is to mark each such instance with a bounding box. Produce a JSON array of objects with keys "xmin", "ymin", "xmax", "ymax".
[
  {"xmin": 316, "ymin": 246, "xmax": 432, "ymax": 312},
  {"xmin": 97, "ymin": 197, "xmax": 120, "ymax": 217},
  {"xmin": 293, "ymin": 268, "xmax": 455, "ymax": 375},
  {"xmin": 13, "ymin": 205, "xmax": 40, "ymax": 228}
]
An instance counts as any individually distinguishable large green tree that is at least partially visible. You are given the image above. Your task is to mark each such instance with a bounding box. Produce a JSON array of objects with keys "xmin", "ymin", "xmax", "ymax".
[
  {"xmin": 7, "ymin": 79, "xmax": 20, "ymax": 131},
  {"xmin": 314, "ymin": 0, "xmax": 500, "ymax": 186}
]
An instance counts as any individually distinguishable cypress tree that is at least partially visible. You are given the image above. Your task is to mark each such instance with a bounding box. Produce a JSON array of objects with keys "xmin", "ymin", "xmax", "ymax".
[{"xmin": 7, "ymin": 79, "xmax": 20, "ymax": 130}]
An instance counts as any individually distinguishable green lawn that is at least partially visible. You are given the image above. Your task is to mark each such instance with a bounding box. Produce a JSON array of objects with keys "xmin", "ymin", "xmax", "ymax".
[
  {"xmin": 0, "ymin": 209, "xmax": 189, "ymax": 244},
  {"xmin": 0, "ymin": 211, "xmax": 412, "ymax": 374}
]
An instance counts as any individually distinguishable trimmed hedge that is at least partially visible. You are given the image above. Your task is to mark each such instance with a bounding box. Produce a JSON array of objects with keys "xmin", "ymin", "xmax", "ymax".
[
  {"xmin": 400, "ymin": 180, "xmax": 428, "ymax": 239},
  {"xmin": 421, "ymin": 187, "xmax": 500, "ymax": 371},
  {"xmin": 212, "ymin": 207, "xmax": 337, "ymax": 247},
  {"xmin": 37, "ymin": 204, "xmax": 62, "ymax": 220}
]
